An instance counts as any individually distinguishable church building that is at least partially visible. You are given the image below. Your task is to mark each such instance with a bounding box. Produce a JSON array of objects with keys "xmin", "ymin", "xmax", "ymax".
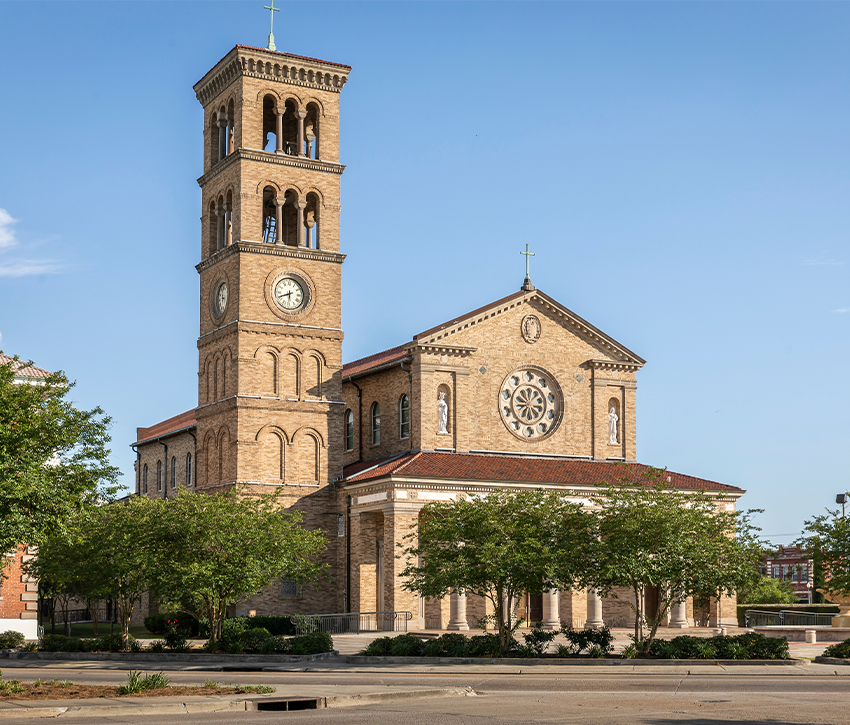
[{"xmin": 132, "ymin": 42, "xmax": 742, "ymax": 630}]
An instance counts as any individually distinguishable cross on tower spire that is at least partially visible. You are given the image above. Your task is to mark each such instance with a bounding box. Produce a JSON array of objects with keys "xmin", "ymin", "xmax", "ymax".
[
  {"xmin": 264, "ymin": 0, "xmax": 280, "ymax": 51},
  {"xmin": 520, "ymin": 243, "xmax": 536, "ymax": 291}
]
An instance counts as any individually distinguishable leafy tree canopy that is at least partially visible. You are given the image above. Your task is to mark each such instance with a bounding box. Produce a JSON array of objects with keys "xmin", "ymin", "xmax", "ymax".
[
  {"xmin": 0, "ymin": 355, "xmax": 119, "ymax": 554},
  {"xmin": 400, "ymin": 489, "xmax": 596, "ymax": 654},
  {"xmin": 145, "ymin": 487, "xmax": 328, "ymax": 641},
  {"xmin": 589, "ymin": 468, "xmax": 764, "ymax": 648},
  {"xmin": 737, "ymin": 574, "xmax": 799, "ymax": 605},
  {"xmin": 798, "ymin": 509, "xmax": 850, "ymax": 598}
]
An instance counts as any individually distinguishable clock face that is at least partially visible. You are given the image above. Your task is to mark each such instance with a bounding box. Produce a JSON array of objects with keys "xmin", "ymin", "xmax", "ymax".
[
  {"xmin": 214, "ymin": 282, "xmax": 228, "ymax": 317},
  {"xmin": 274, "ymin": 277, "xmax": 305, "ymax": 311}
]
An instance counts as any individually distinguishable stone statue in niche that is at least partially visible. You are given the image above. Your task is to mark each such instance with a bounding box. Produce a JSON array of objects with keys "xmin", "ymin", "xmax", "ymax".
[
  {"xmin": 437, "ymin": 391, "xmax": 449, "ymax": 434},
  {"xmin": 608, "ymin": 406, "xmax": 619, "ymax": 445}
]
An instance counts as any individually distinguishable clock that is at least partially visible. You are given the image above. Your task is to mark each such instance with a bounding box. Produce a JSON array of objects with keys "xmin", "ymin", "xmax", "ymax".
[
  {"xmin": 274, "ymin": 277, "xmax": 305, "ymax": 311},
  {"xmin": 213, "ymin": 280, "xmax": 228, "ymax": 318}
]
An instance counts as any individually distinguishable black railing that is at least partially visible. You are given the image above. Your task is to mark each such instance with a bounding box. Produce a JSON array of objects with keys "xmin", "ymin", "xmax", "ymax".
[
  {"xmin": 292, "ymin": 611, "xmax": 413, "ymax": 635},
  {"xmin": 744, "ymin": 609, "xmax": 834, "ymax": 627}
]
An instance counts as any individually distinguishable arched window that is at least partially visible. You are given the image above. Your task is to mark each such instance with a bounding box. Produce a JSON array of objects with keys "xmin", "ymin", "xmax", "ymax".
[
  {"xmin": 371, "ymin": 402, "xmax": 381, "ymax": 446},
  {"xmin": 399, "ymin": 394, "xmax": 410, "ymax": 439},
  {"xmin": 156, "ymin": 460, "xmax": 162, "ymax": 492},
  {"xmin": 186, "ymin": 453, "xmax": 193, "ymax": 487},
  {"xmin": 171, "ymin": 456, "xmax": 177, "ymax": 489},
  {"xmin": 143, "ymin": 464, "xmax": 148, "ymax": 494},
  {"xmin": 344, "ymin": 409, "xmax": 354, "ymax": 451}
]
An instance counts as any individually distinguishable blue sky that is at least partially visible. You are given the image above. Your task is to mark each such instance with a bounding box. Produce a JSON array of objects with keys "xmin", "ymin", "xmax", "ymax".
[{"xmin": 1, "ymin": 1, "xmax": 847, "ymax": 543}]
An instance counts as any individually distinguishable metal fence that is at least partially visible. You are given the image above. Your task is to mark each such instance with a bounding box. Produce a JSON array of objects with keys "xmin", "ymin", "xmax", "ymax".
[
  {"xmin": 744, "ymin": 609, "xmax": 835, "ymax": 627},
  {"xmin": 51, "ymin": 607, "xmax": 115, "ymax": 625},
  {"xmin": 292, "ymin": 611, "xmax": 413, "ymax": 635}
]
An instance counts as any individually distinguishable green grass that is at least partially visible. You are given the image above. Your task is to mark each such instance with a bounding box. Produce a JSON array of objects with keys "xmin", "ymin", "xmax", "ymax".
[{"xmin": 45, "ymin": 623, "xmax": 154, "ymax": 639}]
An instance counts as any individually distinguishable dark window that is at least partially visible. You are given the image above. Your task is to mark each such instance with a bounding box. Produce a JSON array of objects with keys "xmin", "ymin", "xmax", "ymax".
[
  {"xmin": 344, "ymin": 409, "xmax": 354, "ymax": 451},
  {"xmin": 399, "ymin": 394, "xmax": 410, "ymax": 439},
  {"xmin": 371, "ymin": 402, "xmax": 380, "ymax": 445},
  {"xmin": 171, "ymin": 456, "xmax": 177, "ymax": 489},
  {"xmin": 143, "ymin": 465, "xmax": 148, "ymax": 494},
  {"xmin": 156, "ymin": 460, "xmax": 162, "ymax": 491},
  {"xmin": 186, "ymin": 453, "xmax": 193, "ymax": 487}
]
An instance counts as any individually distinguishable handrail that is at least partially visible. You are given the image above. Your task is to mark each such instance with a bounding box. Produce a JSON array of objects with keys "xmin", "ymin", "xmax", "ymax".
[{"xmin": 292, "ymin": 610, "xmax": 413, "ymax": 635}]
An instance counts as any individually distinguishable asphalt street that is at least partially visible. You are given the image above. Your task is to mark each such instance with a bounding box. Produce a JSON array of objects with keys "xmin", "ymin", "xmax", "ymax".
[{"xmin": 0, "ymin": 665, "xmax": 849, "ymax": 724}]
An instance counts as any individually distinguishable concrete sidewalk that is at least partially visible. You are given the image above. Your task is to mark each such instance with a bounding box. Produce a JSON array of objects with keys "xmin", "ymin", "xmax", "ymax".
[{"xmin": 0, "ymin": 684, "xmax": 475, "ymax": 720}]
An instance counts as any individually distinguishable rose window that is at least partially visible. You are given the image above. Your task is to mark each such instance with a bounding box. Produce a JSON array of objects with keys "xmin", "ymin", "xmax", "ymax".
[{"xmin": 498, "ymin": 367, "xmax": 563, "ymax": 441}]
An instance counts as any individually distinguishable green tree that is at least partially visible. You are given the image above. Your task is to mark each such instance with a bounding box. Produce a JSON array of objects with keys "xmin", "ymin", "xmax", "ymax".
[
  {"xmin": 737, "ymin": 574, "xmax": 799, "ymax": 605},
  {"xmin": 400, "ymin": 489, "xmax": 596, "ymax": 655},
  {"xmin": 0, "ymin": 355, "xmax": 119, "ymax": 556},
  {"xmin": 798, "ymin": 509, "xmax": 850, "ymax": 598},
  {"xmin": 78, "ymin": 497, "xmax": 156, "ymax": 650},
  {"xmin": 146, "ymin": 488, "xmax": 327, "ymax": 641},
  {"xmin": 589, "ymin": 468, "xmax": 763, "ymax": 650}
]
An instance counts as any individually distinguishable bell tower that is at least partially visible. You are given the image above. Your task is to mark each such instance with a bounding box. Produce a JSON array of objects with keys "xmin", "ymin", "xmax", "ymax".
[{"xmin": 192, "ymin": 46, "xmax": 351, "ymax": 531}]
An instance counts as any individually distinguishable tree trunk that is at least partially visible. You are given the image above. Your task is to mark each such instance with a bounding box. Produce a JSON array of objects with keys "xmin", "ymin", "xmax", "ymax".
[{"xmin": 91, "ymin": 601, "xmax": 100, "ymax": 636}]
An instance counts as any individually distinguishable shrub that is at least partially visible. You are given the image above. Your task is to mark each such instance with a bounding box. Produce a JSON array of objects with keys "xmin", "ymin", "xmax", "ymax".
[
  {"xmin": 117, "ymin": 670, "xmax": 170, "ymax": 695},
  {"xmin": 145, "ymin": 613, "xmax": 200, "ymax": 637},
  {"xmin": 558, "ymin": 626, "xmax": 614, "ymax": 656},
  {"xmin": 522, "ymin": 624, "xmax": 557, "ymax": 656},
  {"xmin": 37, "ymin": 634, "xmax": 68, "ymax": 652},
  {"xmin": 0, "ymin": 631, "xmax": 26, "ymax": 650},
  {"xmin": 735, "ymin": 632, "xmax": 788, "ymax": 660},
  {"xmin": 91, "ymin": 633, "xmax": 133, "ymax": 653},
  {"xmin": 199, "ymin": 615, "xmax": 294, "ymax": 638},
  {"xmin": 636, "ymin": 633, "xmax": 787, "ymax": 660},
  {"xmin": 361, "ymin": 636, "xmax": 395, "ymax": 656},
  {"xmin": 822, "ymin": 638, "xmax": 850, "ymax": 659},
  {"xmin": 422, "ymin": 632, "xmax": 470, "ymax": 658},
  {"xmin": 285, "ymin": 631, "xmax": 333, "ymax": 655},
  {"xmin": 239, "ymin": 627, "xmax": 273, "ymax": 653},
  {"xmin": 386, "ymin": 633, "xmax": 423, "ymax": 657},
  {"xmin": 466, "ymin": 633, "xmax": 503, "ymax": 658},
  {"xmin": 147, "ymin": 640, "xmax": 167, "ymax": 653}
]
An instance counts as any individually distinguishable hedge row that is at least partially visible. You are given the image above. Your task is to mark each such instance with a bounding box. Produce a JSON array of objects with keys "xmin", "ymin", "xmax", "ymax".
[
  {"xmin": 822, "ymin": 638, "xmax": 850, "ymax": 659},
  {"xmin": 360, "ymin": 631, "xmax": 789, "ymax": 660},
  {"xmin": 205, "ymin": 629, "xmax": 331, "ymax": 655},
  {"xmin": 143, "ymin": 613, "xmax": 296, "ymax": 638}
]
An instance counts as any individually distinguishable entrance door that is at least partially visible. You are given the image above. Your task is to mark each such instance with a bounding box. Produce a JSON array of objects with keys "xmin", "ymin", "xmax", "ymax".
[
  {"xmin": 529, "ymin": 594, "xmax": 543, "ymax": 624},
  {"xmin": 644, "ymin": 586, "xmax": 659, "ymax": 623}
]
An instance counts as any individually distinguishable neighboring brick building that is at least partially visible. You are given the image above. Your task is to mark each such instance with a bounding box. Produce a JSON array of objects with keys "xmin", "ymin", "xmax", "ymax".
[
  {"xmin": 764, "ymin": 546, "xmax": 813, "ymax": 602},
  {"xmin": 133, "ymin": 41, "xmax": 744, "ymax": 629},
  {"xmin": 0, "ymin": 354, "xmax": 51, "ymax": 638}
]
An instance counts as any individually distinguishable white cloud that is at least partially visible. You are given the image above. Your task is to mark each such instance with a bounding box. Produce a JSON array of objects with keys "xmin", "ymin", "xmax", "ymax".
[
  {"xmin": 804, "ymin": 251, "xmax": 845, "ymax": 266},
  {"xmin": 0, "ymin": 260, "xmax": 64, "ymax": 277},
  {"xmin": 0, "ymin": 209, "xmax": 17, "ymax": 249},
  {"xmin": 834, "ymin": 308, "xmax": 849, "ymax": 314}
]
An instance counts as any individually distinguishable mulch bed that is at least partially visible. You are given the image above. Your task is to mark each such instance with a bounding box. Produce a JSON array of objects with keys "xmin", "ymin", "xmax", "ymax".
[{"xmin": 0, "ymin": 683, "xmax": 265, "ymax": 701}]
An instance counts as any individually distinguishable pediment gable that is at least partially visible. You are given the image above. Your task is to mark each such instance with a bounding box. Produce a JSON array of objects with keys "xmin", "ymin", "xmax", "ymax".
[{"xmin": 409, "ymin": 288, "xmax": 645, "ymax": 368}]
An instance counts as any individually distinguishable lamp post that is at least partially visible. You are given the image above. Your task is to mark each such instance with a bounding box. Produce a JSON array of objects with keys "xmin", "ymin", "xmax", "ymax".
[{"xmin": 837, "ymin": 493, "xmax": 848, "ymax": 518}]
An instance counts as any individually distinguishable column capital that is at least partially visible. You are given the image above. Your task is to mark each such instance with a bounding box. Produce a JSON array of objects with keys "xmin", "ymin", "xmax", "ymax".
[{"xmin": 295, "ymin": 109, "xmax": 308, "ymax": 119}]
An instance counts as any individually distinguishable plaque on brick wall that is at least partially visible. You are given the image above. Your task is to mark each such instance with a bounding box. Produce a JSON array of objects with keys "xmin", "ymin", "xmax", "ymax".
[
  {"xmin": 280, "ymin": 579, "xmax": 298, "ymax": 597},
  {"xmin": 521, "ymin": 314, "xmax": 541, "ymax": 344}
]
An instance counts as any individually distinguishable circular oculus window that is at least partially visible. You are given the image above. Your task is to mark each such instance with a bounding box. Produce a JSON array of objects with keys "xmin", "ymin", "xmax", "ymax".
[{"xmin": 498, "ymin": 366, "xmax": 563, "ymax": 441}]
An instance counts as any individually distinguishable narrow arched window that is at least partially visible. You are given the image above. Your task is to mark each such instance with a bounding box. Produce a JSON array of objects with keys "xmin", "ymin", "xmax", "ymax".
[
  {"xmin": 344, "ymin": 409, "xmax": 354, "ymax": 451},
  {"xmin": 399, "ymin": 394, "xmax": 410, "ymax": 439},
  {"xmin": 371, "ymin": 402, "xmax": 381, "ymax": 446},
  {"xmin": 156, "ymin": 460, "xmax": 162, "ymax": 492},
  {"xmin": 186, "ymin": 453, "xmax": 193, "ymax": 487},
  {"xmin": 143, "ymin": 464, "xmax": 148, "ymax": 494},
  {"xmin": 171, "ymin": 456, "xmax": 177, "ymax": 489}
]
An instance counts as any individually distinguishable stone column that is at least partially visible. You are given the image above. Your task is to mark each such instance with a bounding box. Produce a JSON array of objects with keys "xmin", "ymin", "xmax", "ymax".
[
  {"xmin": 305, "ymin": 125, "xmax": 315, "ymax": 159},
  {"xmin": 541, "ymin": 590, "xmax": 560, "ymax": 630},
  {"xmin": 274, "ymin": 198, "xmax": 284, "ymax": 245},
  {"xmin": 295, "ymin": 201, "xmax": 307, "ymax": 246},
  {"xmin": 305, "ymin": 213, "xmax": 315, "ymax": 249},
  {"xmin": 669, "ymin": 599, "xmax": 689, "ymax": 629},
  {"xmin": 217, "ymin": 117, "xmax": 228, "ymax": 162},
  {"xmin": 226, "ymin": 117, "xmax": 234, "ymax": 154},
  {"xmin": 215, "ymin": 204, "xmax": 224, "ymax": 251},
  {"xmin": 584, "ymin": 588, "xmax": 604, "ymax": 629},
  {"xmin": 275, "ymin": 107, "xmax": 284, "ymax": 153},
  {"xmin": 447, "ymin": 590, "xmax": 469, "ymax": 630},
  {"xmin": 296, "ymin": 109, "xmax": 307, "ymax": 157}
]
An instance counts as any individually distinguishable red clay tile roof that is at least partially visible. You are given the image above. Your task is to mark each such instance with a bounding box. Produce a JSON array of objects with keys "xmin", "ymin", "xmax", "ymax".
[
  {"xmin": 342, "ymin": 451, "xmax": 743, "ymax": 493},
  {"xmin": 135, "ymin": 410, "xmax": 196, "ymax": 445},
  {"xmin": 342, "ymin": 345, "xmax": 411, "ymax": 379},
  {"xmin": 0, "ymin": 354, "xmax": 51, "ymax": 379},
  {"xmin": 415, "ymin": 290, "xmax": 526, "ymax": 340}
]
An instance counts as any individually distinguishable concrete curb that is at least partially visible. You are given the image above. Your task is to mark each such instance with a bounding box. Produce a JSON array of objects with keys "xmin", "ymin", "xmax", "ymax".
[
  {"xmin": 814, "ymin": 656, "xmax": 850, "ymax": 666},
  {"xmin": 0, "ymin": 687, "xmax": 474, "ymax": 719},
  {"xmin": 0, "ymin": 650, "xmax": 338, "ymax": 664},
  {"xmin": 346, "ymin": 655, "xmax": 808, "ymax": 667}
]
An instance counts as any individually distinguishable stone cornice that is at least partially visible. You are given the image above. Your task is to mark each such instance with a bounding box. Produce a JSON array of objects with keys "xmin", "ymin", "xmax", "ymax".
[
  {"xmin": 408, "ymin": 343, "xmax": 478, "ymax": 357},
  {"xmin": 588, "ymin": 359, "xmax": 643, "ymax": 374},
  {"xmin": 197, "ymin": 149, "xmax": 345, "ymax": 188},
  {"xmin": 194, "ymin": 46, "xmax": 351, "ymax": 108},
  {"xmin": 196, "ymin": 242, "xmax": 345, "ymax": 274}
]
